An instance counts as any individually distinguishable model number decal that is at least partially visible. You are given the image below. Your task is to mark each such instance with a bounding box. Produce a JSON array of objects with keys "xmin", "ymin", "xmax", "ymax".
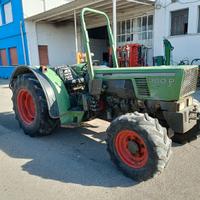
[{"xmin": 149, "ymin": 78, "xmax": 175, "ymax": 87}]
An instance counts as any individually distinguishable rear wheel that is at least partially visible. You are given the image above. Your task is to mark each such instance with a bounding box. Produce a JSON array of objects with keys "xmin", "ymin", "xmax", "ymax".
[
  {"xmin": 12, "ymin": 73, "xmax": 59, "ymax": 137},
  {"xmin": 107, "ymin": 112, "xmax": 172, "ymax": 181}
]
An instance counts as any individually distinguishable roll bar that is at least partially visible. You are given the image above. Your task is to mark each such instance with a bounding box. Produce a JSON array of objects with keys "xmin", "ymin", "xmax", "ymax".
[{"xmin": 81, "ymin": 8, "xmax": 119, "ymax": 80}]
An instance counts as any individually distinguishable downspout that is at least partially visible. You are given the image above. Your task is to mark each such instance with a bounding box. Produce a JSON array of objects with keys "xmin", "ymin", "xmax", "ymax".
[
  {"xmin": 74, "ymin": 10, "xmax": 79, "ymax": 59},
  {"xmin": 20, "ymin": 21, "xmax": 27, "ymax": 65},
  {"xmin": 112, "ymin": 0, "xmax": 117, "ymax": 49}
]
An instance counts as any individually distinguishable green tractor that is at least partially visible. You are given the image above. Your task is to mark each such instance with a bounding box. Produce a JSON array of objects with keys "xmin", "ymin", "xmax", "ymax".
[{"xmin": 10, "ymin": 8, "xmax": 200, "ymax": 181}]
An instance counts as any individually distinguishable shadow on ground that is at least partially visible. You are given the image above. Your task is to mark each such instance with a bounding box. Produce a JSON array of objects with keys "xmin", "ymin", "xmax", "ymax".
[
  {"xmin": 0, "ymin": 112, "xmax": 135, "ymax": 187},
  {"xmin": 0, "ymin": 111, "xmax": 19, "ymax": 131},
  {"xmin": 0, "ymin": 78, "xmax": 9, "ymax": 85}
]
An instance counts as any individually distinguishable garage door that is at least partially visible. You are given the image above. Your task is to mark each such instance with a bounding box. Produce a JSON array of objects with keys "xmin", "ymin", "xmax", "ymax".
[{"xmin": 38, "ymin": 45, "xmax": 49, "ymax": 66}]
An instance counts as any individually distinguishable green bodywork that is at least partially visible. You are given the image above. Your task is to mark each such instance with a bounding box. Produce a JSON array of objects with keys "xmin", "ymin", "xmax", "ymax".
[
  {"xmin": 10, "ymin": 65, "xmax": 84, "ymax": 126},
  {"xmin": 40, "ymin": 67, "xmax": 84, "ymax": 125},
  {"xmin": 93, "ymin": 65, "xmax": 197, "ymax": 101}
]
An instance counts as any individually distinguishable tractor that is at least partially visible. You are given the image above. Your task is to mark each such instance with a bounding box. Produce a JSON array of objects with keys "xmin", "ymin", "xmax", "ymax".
[{"xmin": 10, "ymin": 8, "xmax": 200, "ymax": 181}]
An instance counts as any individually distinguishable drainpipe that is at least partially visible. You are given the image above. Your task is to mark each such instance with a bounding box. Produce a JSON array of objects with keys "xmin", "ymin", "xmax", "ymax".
[
  {"xmin": 112, "ymin": 0, "xmax": 117, "ymax": 49},
  {"xmin": 74, "ymin": 10, "xmax": 79, "ymax": 60},
  {"xmin": 20, "ymin": 21, "xmax": 27, "ymax": 65}
]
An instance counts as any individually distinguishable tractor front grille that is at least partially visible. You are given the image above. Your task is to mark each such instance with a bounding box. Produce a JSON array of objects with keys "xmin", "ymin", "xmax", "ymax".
[
  {"xmin": 180, "ymin": 68, "xmax": 198, "ymax": 97},
  {"xmin": 135, "ymin": 78, "xmax": 150, "ymax": 97},
  {"xmin": 197, "ymin": 68, "xmax": 200, "ymax": 88}
]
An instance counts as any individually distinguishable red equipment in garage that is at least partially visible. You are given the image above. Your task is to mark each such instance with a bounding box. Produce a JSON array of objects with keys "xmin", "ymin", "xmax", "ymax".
[{"xmin": 109, "ymin": 44, "xmax": 147, "ymax": 67}]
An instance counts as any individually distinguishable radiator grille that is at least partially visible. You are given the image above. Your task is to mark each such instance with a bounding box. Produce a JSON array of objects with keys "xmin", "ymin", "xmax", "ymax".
[
  {"xmin": 181, "ymin": 68, "xmax": 198, "ymax": 97},
  {"xmin": 197, "ymin": 68, "xmax": 200, "ymax": 88},
  {"xmin": 135, "ymin": 78, "xmax": 150, "ymax": 96}
]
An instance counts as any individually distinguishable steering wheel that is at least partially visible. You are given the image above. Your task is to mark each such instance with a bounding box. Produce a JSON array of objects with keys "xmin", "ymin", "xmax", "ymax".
[
  {"xmin": 80, "ymin": 63, "xmax": 88, "ymax": 77},
  {"xmin": 81, "ymin": 63, "xmax": 87, "ymax": 70}
]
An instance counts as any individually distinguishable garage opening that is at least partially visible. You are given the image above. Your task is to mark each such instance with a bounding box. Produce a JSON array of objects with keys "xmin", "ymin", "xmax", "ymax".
[{"xmin": 88, "ymin": 26, "xmax": 109, "ymax": 66}]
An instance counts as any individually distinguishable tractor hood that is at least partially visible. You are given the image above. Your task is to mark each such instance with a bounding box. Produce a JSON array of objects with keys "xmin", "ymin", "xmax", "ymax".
[{"xmin": 94, "ymin": 65, "xmax": 198, "ymax": 101}]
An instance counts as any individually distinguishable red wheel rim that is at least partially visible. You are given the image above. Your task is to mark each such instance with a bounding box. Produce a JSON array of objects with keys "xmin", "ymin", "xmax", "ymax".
[
  {"xmin": 17, "ymin": 89, "xmax": 36, "ymax": 125},
  {"xmin": 115, "ymin": 130, "xmax": 148, "ymax": 169}
]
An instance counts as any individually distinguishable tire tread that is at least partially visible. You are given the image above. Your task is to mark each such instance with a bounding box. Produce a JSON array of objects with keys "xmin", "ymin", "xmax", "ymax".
[
  {"xmin": 106, "ymin": 112, "xmax": 172, "ymax": 181},
  {"xmin": 12, "ymin": 73, "xmax": 59, "ymax": 137}
]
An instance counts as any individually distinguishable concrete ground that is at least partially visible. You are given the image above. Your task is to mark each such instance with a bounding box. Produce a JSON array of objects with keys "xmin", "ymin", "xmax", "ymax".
[{"xmin": 0, "ymin": 79, "xmax": 200, "ymax": 200}]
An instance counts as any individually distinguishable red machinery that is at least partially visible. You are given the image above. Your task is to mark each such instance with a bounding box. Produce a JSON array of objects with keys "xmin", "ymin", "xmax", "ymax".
[{"xmin": 109, "ymin": 44, "xmax": 147, "ymax": 67}]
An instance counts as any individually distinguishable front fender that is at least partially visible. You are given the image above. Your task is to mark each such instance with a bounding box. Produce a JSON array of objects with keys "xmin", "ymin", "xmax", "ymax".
[{"xmin": 10, "ymin": 66, "xmax": 70, "ymax": 121}]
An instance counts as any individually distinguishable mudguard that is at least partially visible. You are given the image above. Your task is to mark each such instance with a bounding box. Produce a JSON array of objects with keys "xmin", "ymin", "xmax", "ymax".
[{"xmin": 9, "ymin": 66, "xmax": 71, "ymax": 124}]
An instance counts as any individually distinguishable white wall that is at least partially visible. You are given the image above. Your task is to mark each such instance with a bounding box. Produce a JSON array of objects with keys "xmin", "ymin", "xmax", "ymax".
[
  {"xmin": 37, "ymin": 22, "xmax": 76, "ymax": 66},
  {"xmin": 26, "ymin": 21, "xmax": 77, "ymax": 66},
  {"xmin": 25, "ymin": 21, "xmax": 40, "ymax": 65},
  {"xmin": 22, "ymin": 0, "xmax": 72, "ymax": 18},
  {"xmin": 45, "ymin": 0, "xmax": 71, "ymax": 10},
  {"xmin": 22, "ymin": 0, "xmax": 44, "ymax": 18},
  {"xmin": 154, "ymin": 0, "xmax": 200, "ymax": 64}
]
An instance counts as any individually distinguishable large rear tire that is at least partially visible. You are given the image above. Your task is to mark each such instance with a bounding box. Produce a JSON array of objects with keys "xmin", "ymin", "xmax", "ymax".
[
  {"xmin": 12, "ymin": 73, "xmax": 59, "ymax": 137},
  {"xmin": 107, "ymin": 112, "xmax": 172, "ymax": 181}
]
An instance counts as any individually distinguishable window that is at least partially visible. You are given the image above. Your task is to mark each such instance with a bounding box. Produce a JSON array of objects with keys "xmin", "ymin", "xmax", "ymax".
[
  {"xmin": 0, "ymin": 49, "xmax": 8, "ymax": 66},
  {"xmin": 38, "ymin": 45, "xmax": 49, "ymax": 66},
  {"xmin": 9, "ymin": 47, "xmax": 18, "ymax": 65},
  {"xmin": 171, "ymin": 9, "xmax": 189, "ymax": 36},
  {"xmin": 117, "ymin": 15, "xmax": 153, "ymax": 46},
  {"xmin": 4, "ymin": 2, "xmax": 13, "ymax": 24},
  {"xmin": 148, "ymin": 15, "xmax": 153, "ymax": 40}
]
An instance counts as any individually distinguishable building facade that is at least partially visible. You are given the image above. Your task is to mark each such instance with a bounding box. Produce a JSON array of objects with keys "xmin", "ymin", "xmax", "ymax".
[
  {"xmin": 0, "ymin": 0, "xmax": 155, "ymax": 75},
  {"xmin": 2, "ymin": 0, "xmax": 200, "ymax": 78},
  {"xmin": 154, "ymin": 0, "xmax": 200, "ymax": 64},
  {"xmin": 0, "ymin": 0, "xmax": 72, "ymax": 77},
  {"xmin": 24, "ymin": 0, "xmax": 155, "ymax": 67},
  {"xmin": 0, "ymin": 0, "xmax": 29, "ymax": 70}
]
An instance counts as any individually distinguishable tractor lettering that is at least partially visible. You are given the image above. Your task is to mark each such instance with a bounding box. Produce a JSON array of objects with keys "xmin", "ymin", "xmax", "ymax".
[{"xmin": 149, "ymin": 78, "xmax": 175, "ymax": 87}]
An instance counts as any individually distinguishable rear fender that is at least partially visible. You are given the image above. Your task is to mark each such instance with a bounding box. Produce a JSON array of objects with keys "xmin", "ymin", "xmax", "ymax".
[{"xmin": 10, "ymin": 66, "xmax": 70, "ymax": 122}]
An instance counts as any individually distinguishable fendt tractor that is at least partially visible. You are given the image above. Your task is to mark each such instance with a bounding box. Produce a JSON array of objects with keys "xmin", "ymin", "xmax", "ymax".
[{"xmin": 10, "ymin": 8, "xmax": 200, "ymax": 181}]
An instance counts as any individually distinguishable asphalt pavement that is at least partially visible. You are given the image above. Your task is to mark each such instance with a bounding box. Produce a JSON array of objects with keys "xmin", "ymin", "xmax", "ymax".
[{"xmin": 0, "ymin": 79, "xmax": 200, "ymax": 200}]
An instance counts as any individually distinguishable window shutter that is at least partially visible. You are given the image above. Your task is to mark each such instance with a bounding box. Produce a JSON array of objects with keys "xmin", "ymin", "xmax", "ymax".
[
  {"xmin": 9, "ymin": 48, "xmax": 18, "ymax": 66},
  {"xmin": 0, "ymin": 49, "xmax": 8, "ymax": 66},
  {"xmin": 38, "ymin": 45, "xmax": 49, "ymax": 66}
]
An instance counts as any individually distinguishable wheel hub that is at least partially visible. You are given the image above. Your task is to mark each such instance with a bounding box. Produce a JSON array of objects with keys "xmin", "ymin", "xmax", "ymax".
[
  {"xmin": 17, "ymin": 89, "xmax": 36, "ymax": 125},
  {"xmin": 115, "ymin": 130, "xmax": 148, "ymax": 169},
  {"xmin": 128, "ymin": 141, "xmax": 139, "ymax": 154}
]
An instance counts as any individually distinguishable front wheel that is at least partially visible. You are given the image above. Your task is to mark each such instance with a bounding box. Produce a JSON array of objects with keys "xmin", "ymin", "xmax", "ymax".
[{"xmin": 106, "ymin": 112, "xmax": 172, "ymax": 181}]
